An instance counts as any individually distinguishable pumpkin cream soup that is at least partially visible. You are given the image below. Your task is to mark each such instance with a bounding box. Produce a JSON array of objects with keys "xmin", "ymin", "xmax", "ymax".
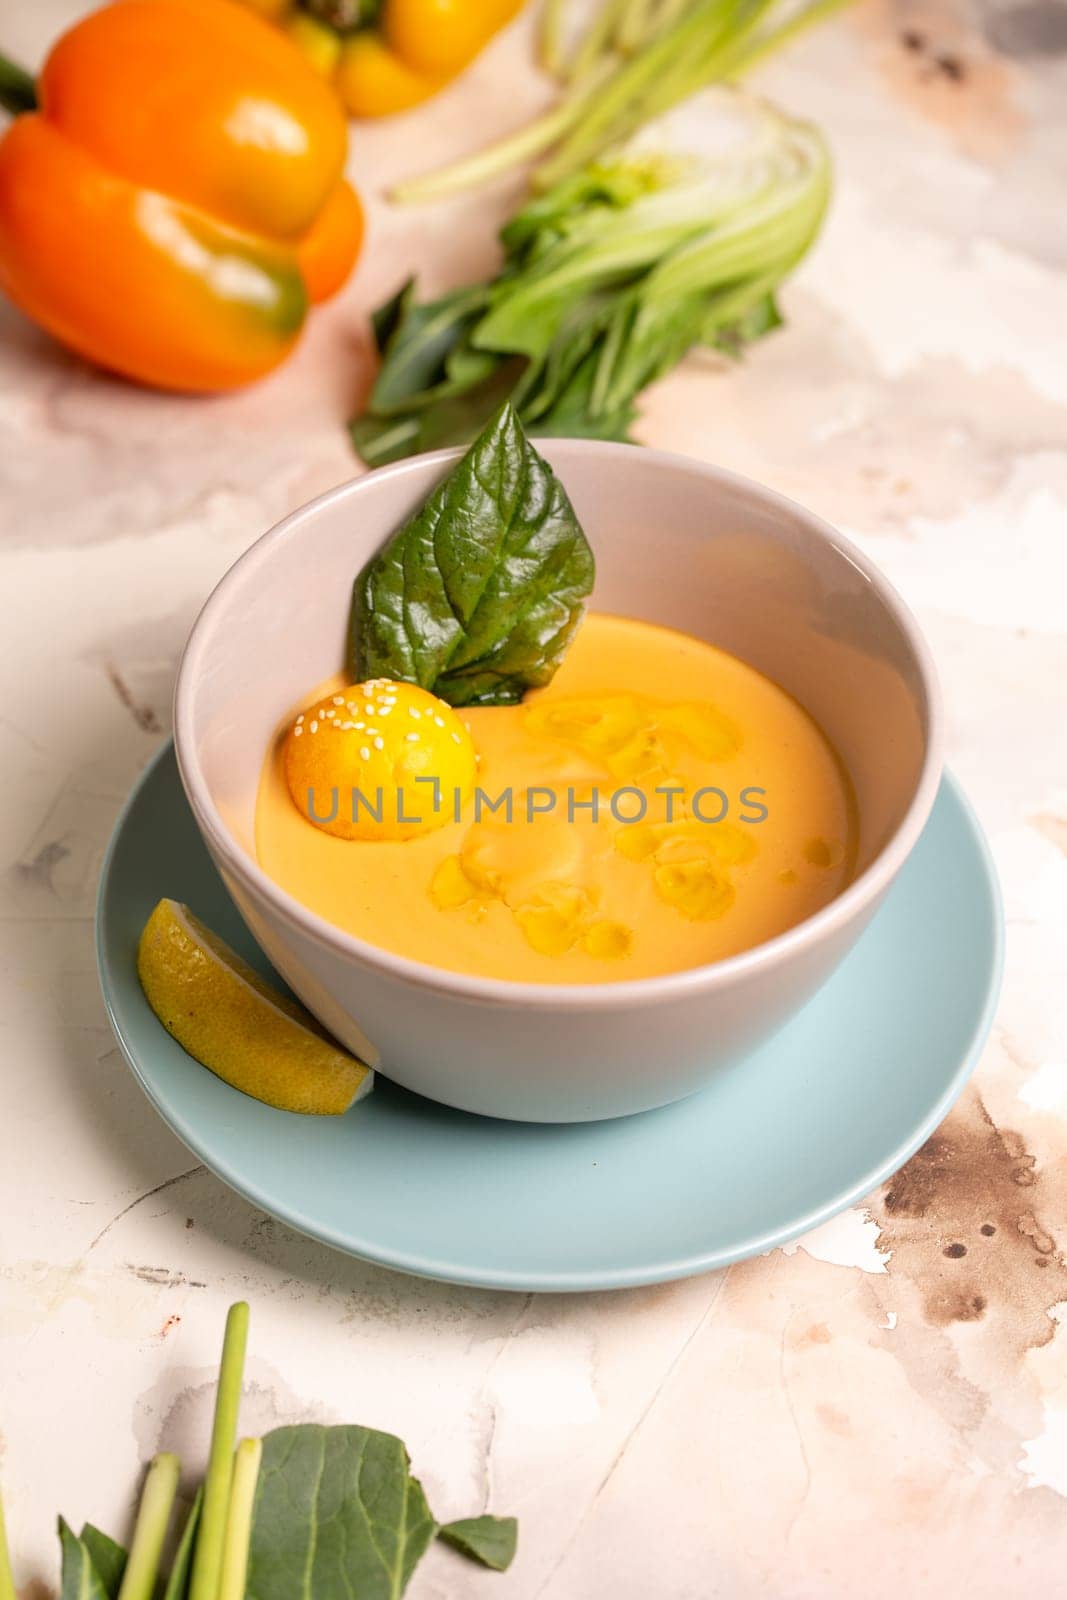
[{"xmin": 255, "ymin": 613, "xmax": 857, "ymax": 984}]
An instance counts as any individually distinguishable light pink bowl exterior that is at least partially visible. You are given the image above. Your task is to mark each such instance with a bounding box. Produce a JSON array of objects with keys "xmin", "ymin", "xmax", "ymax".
[{"xmin": 174, "ymin": 441, "xmax": 943, "ymax": 1122}]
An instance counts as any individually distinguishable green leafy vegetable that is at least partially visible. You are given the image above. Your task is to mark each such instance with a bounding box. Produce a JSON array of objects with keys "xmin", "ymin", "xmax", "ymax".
[
  {"xmin": 161, "ymin": 1490, "xmax": 202, "ymax": 1600},
  {"xmin": 352, "ymin": 93, "xmax": 830, "ymax": 466},
  {"xmin": 439, "ymin": 1515, "xmax": 519, "ymax": 1572},
  {"xmin": 59, "ymin": 1520, "xmax": 111, "ymax": 1600},
  {"xmin": 79, "ymin": 1527, "xmax": 127, "ymax": 1600},
  {"xmin": 26, "ymin": 1304, "xmax": 516, "ymax": 1600},
  {"xmin": 350, "ymin": 402, "xmax": 595, "ymax": 705},
  {"xmin": 246, "ymin": 1425, "xmax": 437, "ymax": 1600}
]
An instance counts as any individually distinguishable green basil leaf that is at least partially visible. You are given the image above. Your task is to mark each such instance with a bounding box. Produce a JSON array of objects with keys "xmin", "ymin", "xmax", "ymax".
[
  {"xmin": 78, "ymin": 1526, "xmax": 126, "ymax": 1600},
  {"xmin": 246, "ymin": 1425, "xmax": 437, "ymax": 1600},
  {"xmin": 350, "ymin": 402, "xmax": 594, "ymax": 706},
  {"xmin": 439, "ymin": 1515, "xmax": 518, "ymax": 1572},
  {"xmin": 58, "ymin": 1519, "xmax": 111, "ymax": 1600},
  {"xmin": 162, "ymin": 1488, "xmax": 202, "ymax": 1600}
]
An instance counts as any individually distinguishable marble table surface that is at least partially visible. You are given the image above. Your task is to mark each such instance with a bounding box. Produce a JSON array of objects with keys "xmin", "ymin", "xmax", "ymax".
[{"xmin": 2, "ymin": 2, "xmax": 1066, "ymax": 1595}]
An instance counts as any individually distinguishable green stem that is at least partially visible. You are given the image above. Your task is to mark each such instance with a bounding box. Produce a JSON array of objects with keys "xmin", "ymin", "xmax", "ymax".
[
  {"xmin": 117, "ymin": 1455, "xmax": 181, "ymax": 1600},
  {"xmin": 0, "ymin": 1482, "xmax": 16, "ymax": 1600},
  {"xmin": 564, "ymin": 0, "xmax": 629, "ymax": 82},
  {"xmin": 539, "ymin": 0, "xmax": 569, "ymax": 74},
  {"xmin": 617, "ymin": 0, "xmax": 658, "ymax": 50},
  {"xmin": 719, "ymin": 0, "xmax": 855, "ymax": 77},
  {"xmin": 217, "ymin": 1440, "xmax": 262, "ymax": 1600},
  {"xmin": 531, "ymin": 0, "xmax": 738, "ymax": 188},
  {"xmin": 188, "ymin": 1303, "xmax": 250, "ymax": 1600},
  {"xmin": 647, "ymin": 0, "xmax": 700, "ymax": 34},
  {"xmin": 0, "ymin": 51, "xmax": 36, "ymax": 116},
  {"xmin": 390, "ymin": 76, "xmax": 603, "ymax": 203}
]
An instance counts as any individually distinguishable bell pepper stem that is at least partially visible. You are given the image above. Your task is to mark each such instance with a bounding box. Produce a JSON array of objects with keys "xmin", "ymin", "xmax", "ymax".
[{"xmin": 0, "ymin": 51, "xmax": 36, "ymax": 116}]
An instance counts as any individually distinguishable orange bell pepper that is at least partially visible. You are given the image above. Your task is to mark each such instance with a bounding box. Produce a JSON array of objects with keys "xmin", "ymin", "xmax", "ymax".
[{"xmin": 0, "ymin": 0, "xmax": 364, "ymax": 391}]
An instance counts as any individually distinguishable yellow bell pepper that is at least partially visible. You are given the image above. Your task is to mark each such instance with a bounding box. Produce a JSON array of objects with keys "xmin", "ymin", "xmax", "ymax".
[
  {"xmin": 0, "ymin": 0, "xmax": 364, "ymax": 391},
  {"xmin": 258, "ymin": 0, "xmax": 525, "ymax": 117}
]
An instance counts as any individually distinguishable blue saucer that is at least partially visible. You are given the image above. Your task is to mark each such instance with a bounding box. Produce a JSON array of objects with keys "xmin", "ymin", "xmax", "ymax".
[{"xmin": 97, "ymin": 744, "xmax": 1002, "ymax": 1292}]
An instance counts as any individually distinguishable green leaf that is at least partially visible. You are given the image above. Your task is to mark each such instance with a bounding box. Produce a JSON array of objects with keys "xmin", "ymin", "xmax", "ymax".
[
  {"xmin": 370, "ymin": 278, "xmax": 417, "ymax": 354},
  {"xmin": 350, "ymin": 402, "xmax": 595, "ymax": 706},
  {"xmin": 439, "ymin": 1515, "xmax": 518, "ymax": 1572},
  {"xmin": 78, "ymin": 1527, "xmax": 126, "ymax": 1600},
  {"xmin": 351, "ymin": 358, "xmax": 526, "ymax": 466},
  {"xmin": 370, "ymin": 285, "xmax": 490, "ymax": 416},
  {"xmin": 58, "ymin": 1520, "xmax": 111, "ymax": 1600},
  {"xmin": 246, "ymin": 1425, "xmax": 437, "ymax": 1600},
  {"xmin": 162, "ymin": 1489, "xmax": 203, "ymax": 1600}
]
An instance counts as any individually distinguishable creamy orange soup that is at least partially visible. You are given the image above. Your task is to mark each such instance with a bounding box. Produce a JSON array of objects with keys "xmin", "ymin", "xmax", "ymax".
[{"xmin": 256, "ymin": 613, "xmax": 857, "ymax": 983}]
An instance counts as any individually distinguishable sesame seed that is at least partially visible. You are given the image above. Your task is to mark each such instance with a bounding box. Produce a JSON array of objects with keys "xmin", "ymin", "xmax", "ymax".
[
  {"xmin": 360, "ymin": 745, "xmax": 370, "ymax": 760},
  {"xmin": 296, "ymin": 714, "xmax": 304, "ymax": 724},
  {"xmin": 333, "ymin": 696, "xmax": 344, "ymax": 705},
  {"xmin": 362, "ymin": 685, "xmax": 373, "ymax": 698},
  {"xmin": 373, "ymin": 735, "xmax": 385, "ymax": 751},
  {"xmin": 405, "ymin": 732, "xmax": 418, "ymax": 742},
  {"xmin": 452, "ymin": 732, "xmax": 462, "ymax": 744},
  {"xmin": 293, "ymin": 725, "xmax": 303, "ymax": 737},
  {"xmin": 433, "ymin": 716, "xmax": 445, "ymax": 728},
  {"xmin": 379, "ymin": 707, "xmax": 392, "ymax": 716},
  {"xmin": 310, "ymin": 721, "xmax": 318, "ymax": 733},
  {"xmin": 409, "ymin": 708, "xmax": 421, "ymax": 720},
  {"xmin": 354, "ymin": 722, "xmax": 365, "ymax": 731}
]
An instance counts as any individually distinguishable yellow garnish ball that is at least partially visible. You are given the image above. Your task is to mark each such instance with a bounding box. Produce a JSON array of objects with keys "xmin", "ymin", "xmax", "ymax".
[{"xmin": 284, "ymin": 679, "xmax": 476, "ymax": 842}]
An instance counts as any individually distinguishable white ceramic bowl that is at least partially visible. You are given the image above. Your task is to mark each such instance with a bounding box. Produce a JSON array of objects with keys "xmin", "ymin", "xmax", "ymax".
[{"xmin": 174, "ymin": 441, "xmax": 942, "ymax": 1122}]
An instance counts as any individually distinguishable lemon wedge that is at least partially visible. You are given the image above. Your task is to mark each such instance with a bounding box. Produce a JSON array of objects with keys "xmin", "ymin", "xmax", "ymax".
[{"xmin": 137, "ymin": 899, "xmax": 373, "ymax": 1115}]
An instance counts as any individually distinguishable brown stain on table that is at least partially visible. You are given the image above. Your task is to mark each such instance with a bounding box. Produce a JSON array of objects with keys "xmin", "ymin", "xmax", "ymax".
[
  {"xmin": 873, "ymin": 1088, "xmax": 1067, "ymax": 1350},
  {"xmin": 851, "ymin": 0, "xmax": 1024, "ymax": 159}
]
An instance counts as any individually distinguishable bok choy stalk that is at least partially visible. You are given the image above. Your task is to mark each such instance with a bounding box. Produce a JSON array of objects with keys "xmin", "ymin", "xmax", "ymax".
[
  {"xmin": 351, "ymin": 90, "xmax": 830, "ymax": 467},
  {"xmin": 393, "ymin": 0, "xmax": 851, "ymax": 203}
]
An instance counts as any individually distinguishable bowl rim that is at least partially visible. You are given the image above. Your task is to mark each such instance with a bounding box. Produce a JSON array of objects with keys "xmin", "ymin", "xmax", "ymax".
[{"xmin": 173, "ymin": 438, "xmax": 944, "ymax": 1012}]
